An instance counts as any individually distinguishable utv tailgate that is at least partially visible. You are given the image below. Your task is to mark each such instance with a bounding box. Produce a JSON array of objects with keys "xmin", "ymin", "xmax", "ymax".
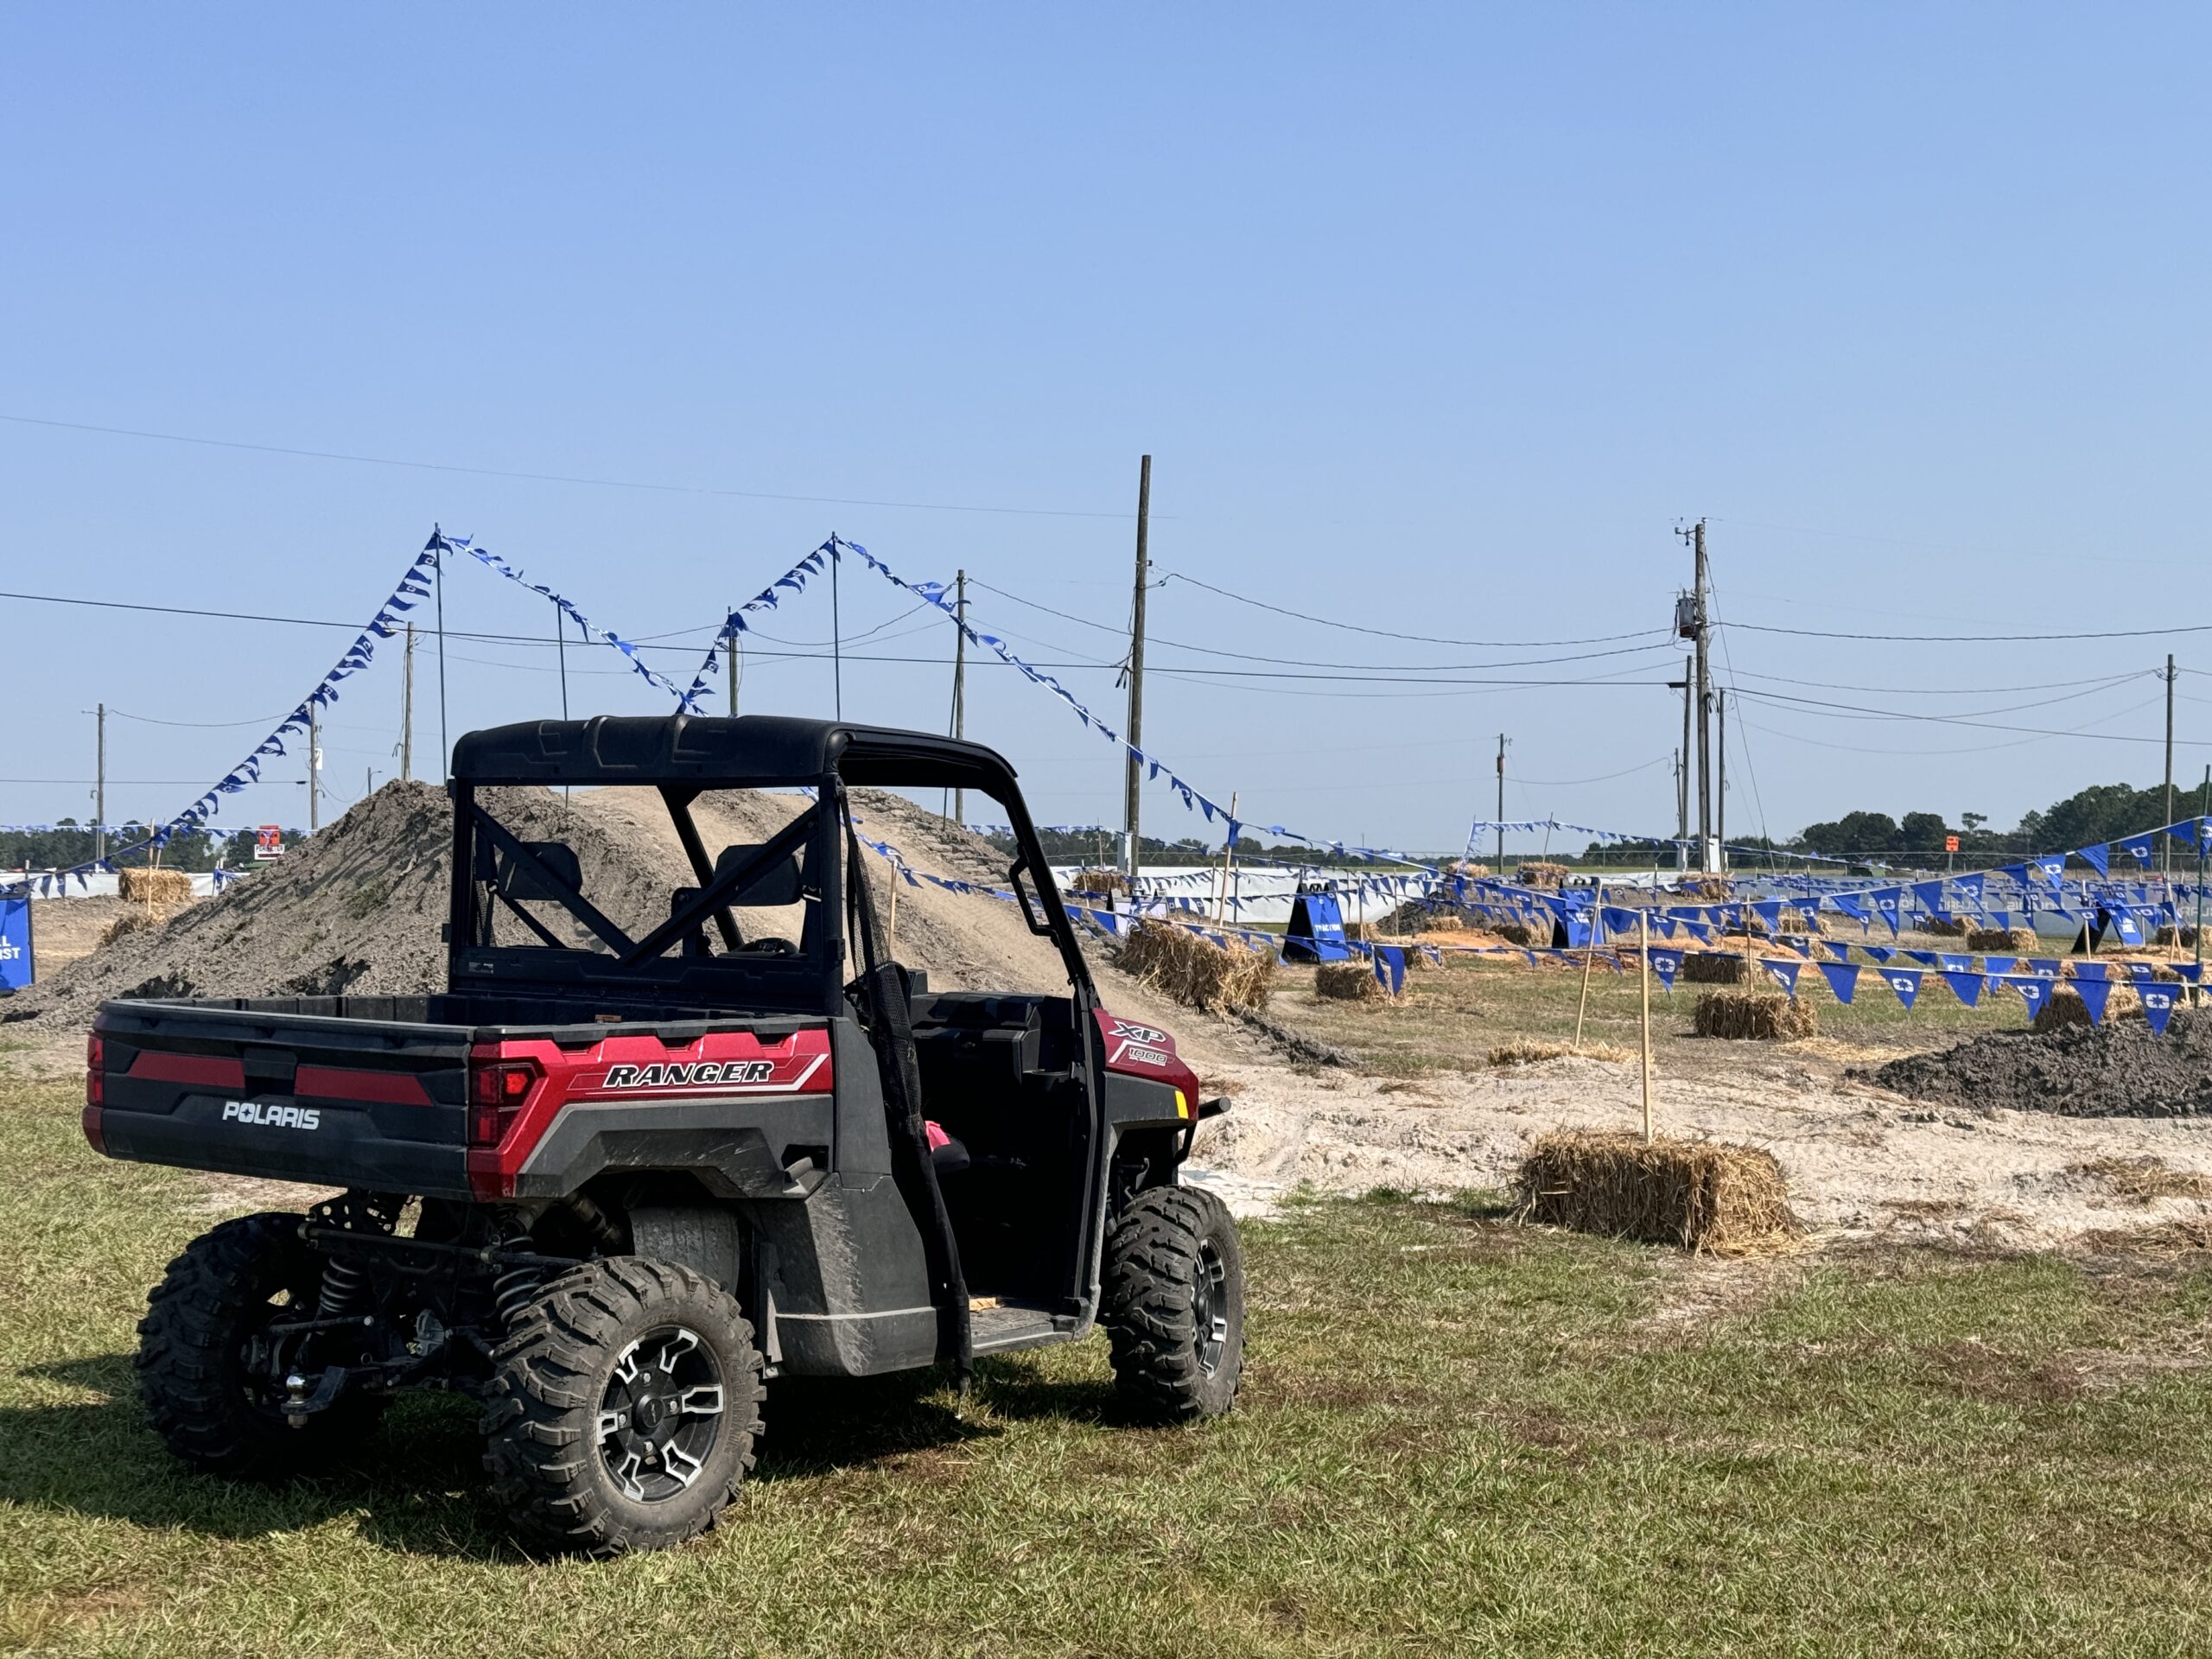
[{"xmin": 90, "ymin": 1000, "xmax": 473, "ymax": 1198}]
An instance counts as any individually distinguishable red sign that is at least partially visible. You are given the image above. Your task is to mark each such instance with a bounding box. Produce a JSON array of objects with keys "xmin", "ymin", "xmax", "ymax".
[
  {"xmin": 1944, "ymin": 835, "xmax": 1961, "ymax": 854},
  {"xmin": 253, "ymin": 825, "xmax": 285, "ymax": 861}
]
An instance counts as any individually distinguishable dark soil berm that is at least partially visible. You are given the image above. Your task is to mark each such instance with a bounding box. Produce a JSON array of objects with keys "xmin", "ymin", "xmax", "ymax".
[{"xmin": 1862, "ymin": 1009, "xmax": 2212, "ymax": 1118}]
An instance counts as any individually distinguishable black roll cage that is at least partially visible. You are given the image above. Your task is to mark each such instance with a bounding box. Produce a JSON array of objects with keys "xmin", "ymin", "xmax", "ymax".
[{"xmin": 442, "ymin": 715, "xmax": 1096, "ymax": 1015}]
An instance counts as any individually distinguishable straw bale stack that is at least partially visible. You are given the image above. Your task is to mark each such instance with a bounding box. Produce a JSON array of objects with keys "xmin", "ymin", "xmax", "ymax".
[
  {"xmin": 1683, "ymin": 878, "xmax": 1732, "ymax": 901},
  {"xmin": 1492, "ymin": 921, "xmax": 1540, "ymax": 948},
  {"xmin": 1116, "ymin": 920, "xmax": 1275, "ymax": 1012},
  {"xmin": 1314, "ymin": 960, "xmax": 1386, "ymax": 1001},
  {"xmin": 1681, "ymin": 952, "xmax": 1754, "ymax": 986},
  {"xmin": 99, "ymin": 907, "xmax": 165, "ymax": 947},
  {"xmin": 1070, "ymin": 868, "xmax": 1129, "ymax": 901},
  {"xmin": 1693, "ymin": 989, "xmax": 1818, "ymax": 1040},
  {"xmin": 1516, "ymin": 1130, "xmax": 1798, "ymax": 1253},
  {"xmin": 2031, "ymin": 982, "xmax": 2142, "ymax": 1033},
  {"xmin": 1924, "ymin": 916, "xmax": 1970, "ymax": 938},
  {"xmin": 1516, "ymin": 861, "xmax": 1572, "ymax": 890},
  {"xmin": 1967, "ymin": 926, "xmax": 2039, "ymax": 953},
  {"xmin": 2154, "ymin": 924, "xmax": 2200, "ymax": 948},
  {"xmin": 118, "ymin": 867, "xmax": 193, "ymax": 906},
  {"xmin": 1778, "ymin": 907, "xmax": 1826, "ymax": 936}
]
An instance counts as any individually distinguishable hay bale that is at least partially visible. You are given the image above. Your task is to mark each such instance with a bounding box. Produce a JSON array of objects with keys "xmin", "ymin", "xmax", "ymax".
[
  {"xmin": 1421, "ymin": 914, "xmax": 1464, "ymax": 932},
  {"xmin": 1681, "ymin": 952, "xmax": 1754, "ymax": 985},
  {"xmin": 1683, "ymin": 878, "xmax": 1732, "ymax": 901},
  {"xmin": 1693, "ymin": 989, "xmax": 1817, "ymax": 1040},
  {"xmin": 2155, "ymin": 924, "xmax": 2200, "ymax": 948},
  {"xmin": 1450, "ymin": 861, "xmax": 1491, "ymax": 879},
  {"xmin": 1070, "ymin": 868, "xmax": 1128, "ymax": 901},
  {"xmin": 118, "ymin": 867, "xmax": 193, "ymax": 906},
  {"xmin": 1493, "ymin": 921, "xmax": 1540, "ymax": 947},
  {"xmin": 1778, "ymin": 907, "xmax": 1826, "ymax": 936},
  {"xmin": 99, "ymin": 907, "xmax": 166, "ymax": 946},
  {"xmin": 1967, "ymin": 926, "xmax": 2040, "ymax": 953},
  {"xmin": 1314, "ymin": 960, "xmax": 1385, "ymax": 1001},
  {"xmin": 1516, "ymin": 1130, "xmax": 1798, "ymax": 1253},
  {"xmin": 2031, "ymin": 983, "xmax": 2142, "ymax": 1033},
  {"xmin": 1116, "ymin": 919, "xmax": 1275, "ymax": 1012},
  {"xmin": 1516, "ymin": 861, "xmax": 1572, "ymax": 890},
  {"xmin": 1925, "ymin": 915, "xmax": 1970, "ymax": 938}
]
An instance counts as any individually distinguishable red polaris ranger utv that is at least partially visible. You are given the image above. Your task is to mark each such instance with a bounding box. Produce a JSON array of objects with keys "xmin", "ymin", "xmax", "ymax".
[{"xmin": 85, "ymin": 716, "xmax": 1243, "ymax": 1554}]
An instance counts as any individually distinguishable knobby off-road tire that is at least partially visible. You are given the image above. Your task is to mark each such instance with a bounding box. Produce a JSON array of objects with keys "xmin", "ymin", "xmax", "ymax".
[
  {"xmin": 1101, "ymin": 1185, "xmax": 1246, "ymax": 1421},
  {"xmin": 482, "ymin": 1255, "xmax": 765, "ymax": 1557},
  {"xmin": 137, "ymin": 1211, "xmax": 382, "ymax": 1476}
]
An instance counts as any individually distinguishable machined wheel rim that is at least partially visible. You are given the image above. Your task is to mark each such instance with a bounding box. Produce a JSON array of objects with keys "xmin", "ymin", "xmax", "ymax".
[
  {"xmin": 1192, "ymin": 1239, "xmax": 1230, "ymax": 1376},
  {"xmin": 595, "ymin": 1325, "xmax": 725, "ymax": 1503}
]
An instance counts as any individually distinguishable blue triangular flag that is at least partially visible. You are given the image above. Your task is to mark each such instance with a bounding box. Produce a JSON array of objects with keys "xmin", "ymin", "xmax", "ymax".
[
  {"xmin": 2007, "ymin": 975, "xmax": 2050, "ymax": 1021},
  {"xmin": 1872, "ymin": 888, "xmax": 1902, "ymax": 936},
  {"xmin": 1911, "ymin": 880, "xmax": 1945, "ymax": 916},
  {"xmin": 2074, "ymin": 976, "xmax": 2113, "ymax": 1025},
  {"xmin": 1942, "ymin": 969, "xmax": 1984, "ymax": 1007},
  {"xmin": 2077, "ymin": 843, "xmax": 2110, "ymax": 876},
  {"xmin": 1885, "ymin": 968, "xmax": 1923, "ymax": 1009},
  {"xmin": 2120, "ymin": 834, "xmax": 2155, "ymax": 866},
  {"xmin": 1762, "ymin": 958, "xmax": 1802, "ymax": 995},
  {"xmin": 1649, "ymin": 949, "xmax": 1682, "ymax": 989},
  {"xmin": 1818, "ymin": 961, "xmax": 1859, "ymax": 1003},
  {"xmin": 2139, "ymin": 982, "xmax": 2179, "ymax": 1034}
]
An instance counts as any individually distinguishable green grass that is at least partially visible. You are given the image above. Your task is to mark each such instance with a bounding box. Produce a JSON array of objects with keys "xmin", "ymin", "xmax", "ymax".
[{"xmin": 6, "ymin": 1071, "xmax": 2212, "ymax": 1656}]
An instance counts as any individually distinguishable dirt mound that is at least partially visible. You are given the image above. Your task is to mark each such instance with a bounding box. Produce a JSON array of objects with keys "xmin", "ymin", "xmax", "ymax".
[
  {"xmin": 2, "ymin": 780, "xmax": 1230, "ymax": 1065},
  {"xmin": 2, "ymin": 781, "xmax": 677, "ymax": 1027},
  {"xmin": 1861, "ymin": 1011, "xmax": 2212, "ymax": 1118}
]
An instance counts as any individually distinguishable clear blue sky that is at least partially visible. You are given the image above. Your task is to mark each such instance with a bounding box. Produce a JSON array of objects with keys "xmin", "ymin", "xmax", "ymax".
[{"xmin": 4, "ymin": 5, "xmax": 2207, "ymax": 856}]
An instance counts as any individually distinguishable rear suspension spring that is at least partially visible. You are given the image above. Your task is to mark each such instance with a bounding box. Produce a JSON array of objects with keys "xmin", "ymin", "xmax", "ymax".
[{"xmin": 315, "ymin": 1255, "xmax": 371, "ymax": 1321}]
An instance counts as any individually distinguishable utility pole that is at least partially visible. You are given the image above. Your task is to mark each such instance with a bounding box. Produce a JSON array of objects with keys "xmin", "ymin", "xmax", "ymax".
[
  {"xmin": 950, "ymin": 569, "xmax": 969, "ymax": 826},
  {"xmin": 1494, "ymin": 734, "xmax": 1510, "ymax": 869},
  {"xmin": 94, "ymin": 702, "xmax": 106, "ymax": 864},
  {"xmin": 1716, "ymin": 690, "xmax": 1727, "ymax": 872},
  {"xmin": 1670, "ymin": 656, "xmax": 1692, "ymax": 872},
  {"xmin": 727, "ymin": 630, "xmax": 738, "ymax": 717},
  {"xmin": 1675, "ymin": 519, "xmax": 1714, "ymax": 872},
  {"xmin": 1122, "ymin": 455, "xmax": 1152, "ymax": 877},
  {"xmin": 308, "ymin": 702, "xmax": 321, "ymax": 834},
  {"xmin": 2164, "ymin": 653, "xmax": 2177, "ymax": 877},
  {"xmin": 830, "ymin": 542, "xmax": 842, "ymax": 720},
  {"xmin": 400, "ymin": 624, "xmax": 416, "ymax": 782}
]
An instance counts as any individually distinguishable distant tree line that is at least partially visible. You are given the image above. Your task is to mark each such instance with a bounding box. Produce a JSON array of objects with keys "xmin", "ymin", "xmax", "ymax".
[{"xmin": 0, "ymin": 822, "xmax": 307, "ymax": 875}]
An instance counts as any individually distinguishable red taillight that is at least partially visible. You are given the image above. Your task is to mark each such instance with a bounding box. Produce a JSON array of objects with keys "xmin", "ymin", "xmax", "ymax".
[
  {"xmin": 83, "ymin": 1033, "xmax": 106, "ymax": 1154},
  {"xmin": 467, "ymin": 1054, "xmax": 542, "ymax": 1148}
]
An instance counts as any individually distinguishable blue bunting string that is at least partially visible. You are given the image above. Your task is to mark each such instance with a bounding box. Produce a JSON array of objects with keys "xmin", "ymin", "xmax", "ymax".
[
  {"xmin": 436, "ymin": 529, "xmax": 690, "ymax": 703},
  {"xmin": 676, "ymin": 541, "xmax": 841, "ymax": 711}
]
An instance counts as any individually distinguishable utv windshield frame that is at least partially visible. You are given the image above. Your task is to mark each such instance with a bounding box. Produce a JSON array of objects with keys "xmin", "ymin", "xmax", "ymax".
[{"xmin": 443, "ymin": 715, "xmax": 1094, "ymax": 1017}]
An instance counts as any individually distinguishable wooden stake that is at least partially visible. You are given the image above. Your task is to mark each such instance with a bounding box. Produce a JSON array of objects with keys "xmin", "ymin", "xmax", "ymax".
[
  {"xmin": 1572, "ymin": 935, "xmax": 1596, "ymax": 1051},
  {"xmin": 1638, "ymin": 911, "xmax": 1654, "ymax": 1144},
  {"xmin": 1214, "ymin": 791, "xmax": 1239, "ymax": 925}
]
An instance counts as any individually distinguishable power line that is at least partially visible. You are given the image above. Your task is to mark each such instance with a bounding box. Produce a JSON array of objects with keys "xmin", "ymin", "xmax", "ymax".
[
  {"xmin": 0, "ymin": 412, "xmax": 1140, "ymax": 520},
  {"xmin": 1724, "ymin": 618, "xmax": 2212, "ymax": 644},
  {"xmin": 1154, "ymin": 569, "xmax": 1666, "ymax": 647}
]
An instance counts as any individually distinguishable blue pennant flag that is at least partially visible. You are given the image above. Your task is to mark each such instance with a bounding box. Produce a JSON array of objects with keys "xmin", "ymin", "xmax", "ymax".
[
  {"xmin": 1872, "ymin": 888, "xmax": 1903, "ymax": 936},
  {"xmin": 2139, "ymin": 982, "xmax": 2180, "ymax": 1034},
  {"xmin": 2028, "ymin": 957, "xmax": 2061, "ymax": 979},
  {"xmin": 2077, "ymin": 842, "xmax": 2110, "ymax": 876},
  {"xmin": 1885, "ymin": 968, "xmax": 1924, "ymax": 1009},
  {"xmin": 2006, "ymin": 975, "xmax": 2051, "ymax": 1022},
  {"xmin": 1989, "ymin": 910, "xmax": 2012, "ymax": 929},
  {"xmin": 2120, "ymin": 833, "xmax": 2156, "ymax": 866},
  {"xmin": 1955, "ymin": 872, "xmax": 1986, "ymax": 909},
  {"xmin": 2072, "ymin": 961, "xmax": 2108, "ymax": 982},
  {"xmin": 1904, "ymin": 950, "xmax": 1941, "ymax": 967},
  {"xmin": 2073, "ymin": 976, "xmax": 2114, "ymax": 1026},
  {"xmin": 1762, "ymin": 958, "xmax": 1802, "ymax": 995},
  {"xmin": 1999, "ymin": 864, "xmax": 2030, "ymax": 890},
  {"xmin": 2124, "ymin": 961, "xmax": 2158, "ymax": 983},
  {"xmin": 1942, "ymin": 969, "xmax": 1983, "ymax": 1007},
  {"xmin": 2176, "ymin": 963, "xmax": 2202, "ymax": 984},
  {"xmin": 1829, "ymin": 892, "xmax": 1868, "ymax": 923},
  {"xmin": 1911, "ymin": 880, "xmax": 1944, "ymax": 916},
  {"xmin": 1863, "ymin": 945, "xmax": 1897, "ymax": 964},
  {"xmin": 1938, "ymin": 953, "xmax": 1972, "ymax": 972},
  {"xmin": 1753, "ymin": 899, "xmax": 1783, "ymax": 931},
  {"xmin": 2188, "ymin": 818, "xmax": 2212, "ymax": 855},
  {"xmin": 2031, "ymin": 854, "xmax": 2066, "ymax": 884},
  {"xmin": 1648, "ymin": 949, "xmax": 1683, "ymax": 989},
  {"xmin": 1818, "ymin": 961, "xmax": 1859, "ymax": 1003}
]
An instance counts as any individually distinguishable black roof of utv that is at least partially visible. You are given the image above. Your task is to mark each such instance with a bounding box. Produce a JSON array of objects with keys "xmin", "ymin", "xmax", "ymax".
[{"xmin": 451, "ymin": 715, "xmax": 1024, "ymax": 794}]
